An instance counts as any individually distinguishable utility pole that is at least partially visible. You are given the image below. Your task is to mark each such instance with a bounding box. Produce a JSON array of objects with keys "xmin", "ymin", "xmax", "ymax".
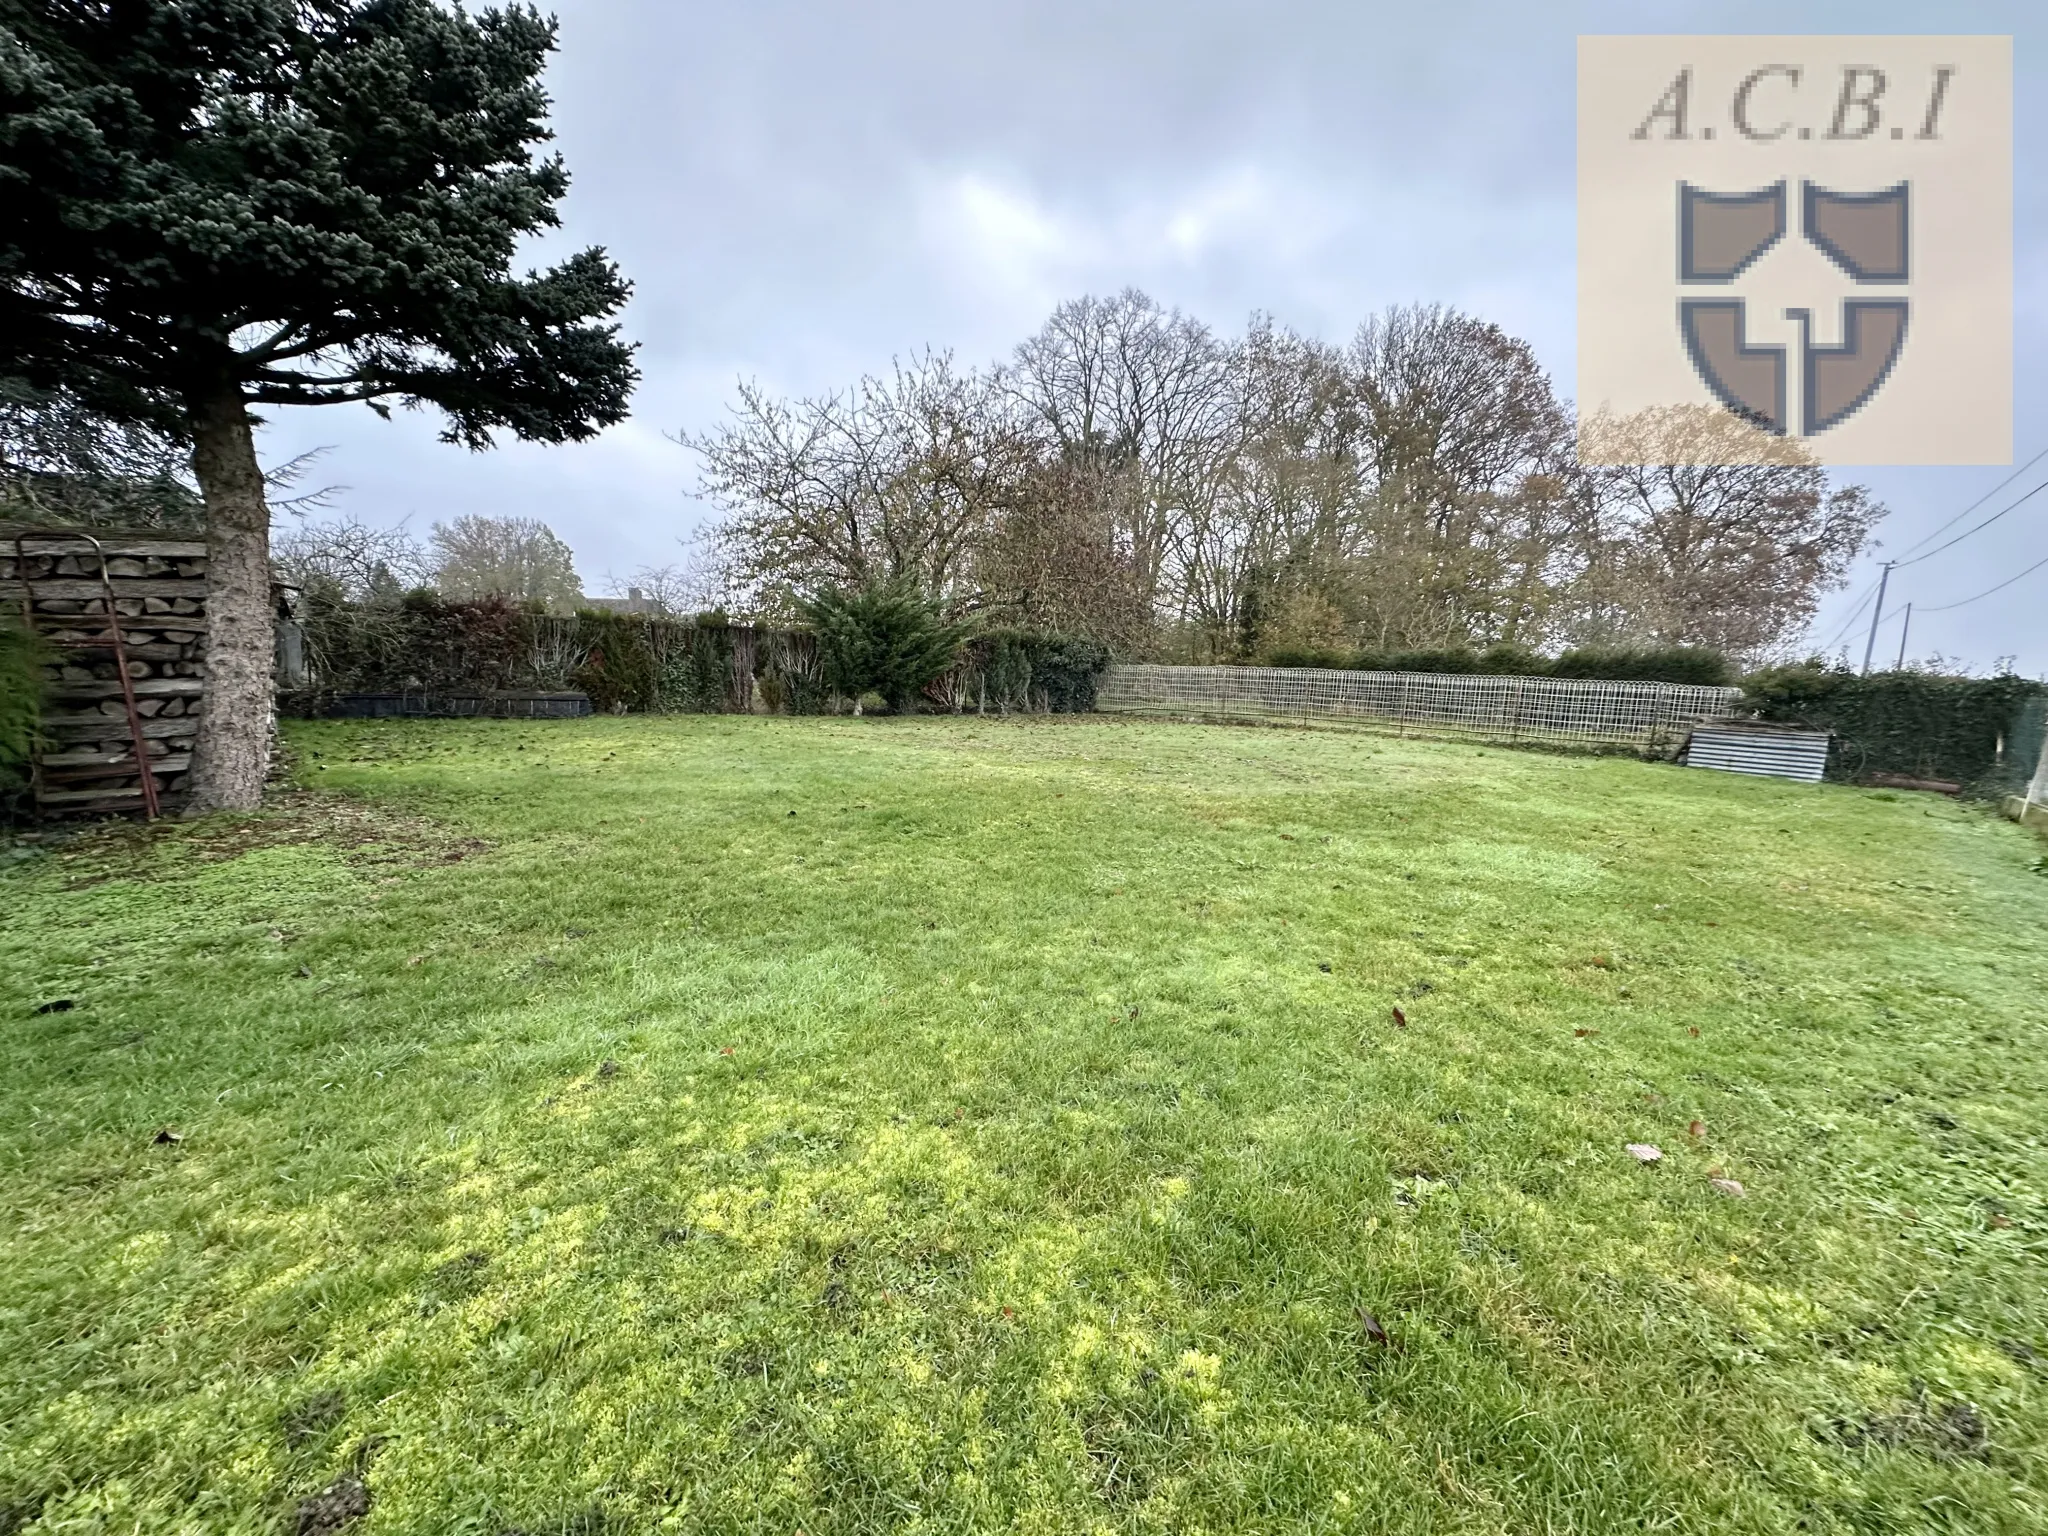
[
  {"xmin": 1894, "ymin": 602, "xmax": 1912, "ymax": 671},
  {"xmin": 1862, "ymin": 561, "xmax": 1895, "ymax": 675}
]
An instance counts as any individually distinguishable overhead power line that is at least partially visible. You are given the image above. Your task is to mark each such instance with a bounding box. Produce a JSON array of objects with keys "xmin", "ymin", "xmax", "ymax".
[
  {"xmin": 1891, "ymin": 443, "xmax": 2048, "ymax": 562},
  {"xmin": 1816, "ymin": 578, "xmax": 1881, "ymax": 652},
  {"xmin": 1894, "ymin": 474, "xmax": 2048, "ymax": 569},
  {"xmin": 1920, "ymin": 547, "xmax": 2048, "ymax": 613}
]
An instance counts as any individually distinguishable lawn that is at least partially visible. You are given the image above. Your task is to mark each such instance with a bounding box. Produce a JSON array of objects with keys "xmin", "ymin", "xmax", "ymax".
[{"xmin": 3, "ymin": 714, "xmax": 2045, "ymax": 1535}]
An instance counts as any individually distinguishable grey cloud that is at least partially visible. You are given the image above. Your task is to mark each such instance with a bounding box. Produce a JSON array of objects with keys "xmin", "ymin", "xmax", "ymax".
[{"xmin": 258, "ymin": 0, "xmax": 2048, "ymax": 668}]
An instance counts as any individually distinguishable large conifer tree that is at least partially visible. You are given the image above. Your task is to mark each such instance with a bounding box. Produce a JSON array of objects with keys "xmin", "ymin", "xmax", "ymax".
[{"xmin": 0, "ymin": 0, "xmax": 636, "ymax": 809}]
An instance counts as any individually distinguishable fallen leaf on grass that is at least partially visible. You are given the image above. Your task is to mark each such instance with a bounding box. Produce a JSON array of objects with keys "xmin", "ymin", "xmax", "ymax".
[
  {"xmin": 1356, "ymin": 1309, "xmax": 1396, "ymax": 1348},
  {"xmin": 1710, "ymin": 1178, "xmax": 1746, "ymax": 1198},
  {"xmin": 32, "ymin": 998, "xmax": 74, "ymax": 1015},
  {"xmin": 1625, "ymin": 1143, "xmax": 1662, "ymax": 1162},
  {"xmin": 1574, "ymin": 1027, "xmax": 1598, "ymax": 1038},
  {"xmin": 1689, "ymin": 1120, "xmax": 1706, "ymax": 1139},
  {"xmin": 404, "ymin": 955, "xmax": 423, "ymax": 967},
  {"xmin": 1391, "ymin": 1007, "xmax": 1407, "ymax": 1028},
  {"xmin": 1687, "ymin": 1026, "xmax": 1700, "ymax": 1037},
  {"xmin": 718, "ymin": 1046, "xmax": 735, "ymax": 1057}
]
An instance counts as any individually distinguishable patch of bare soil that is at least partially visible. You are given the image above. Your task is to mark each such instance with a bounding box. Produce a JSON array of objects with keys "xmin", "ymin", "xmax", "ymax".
[
  {"xmin": 41, "ymin": 788, "xmax": 492, "ymax": 890},
  {"xmin": 1827, "ymin": 1385, "xmax": 1993, "ymax": 1460},
  {"xmin": 295, "ymin": 1476, "xmax": 370, "ymax": 1536}
]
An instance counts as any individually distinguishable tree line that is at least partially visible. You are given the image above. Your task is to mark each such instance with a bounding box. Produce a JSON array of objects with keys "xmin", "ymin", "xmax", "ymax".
[
  {"xmin": 3, "ymin": 0, "xmax": 1883, "ymax": 813},
  {"xmin": 687, "ymin": 291, "xmax": 1883, "ymax": 669}
]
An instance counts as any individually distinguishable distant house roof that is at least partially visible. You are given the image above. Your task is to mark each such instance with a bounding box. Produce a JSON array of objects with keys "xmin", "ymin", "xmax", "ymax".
[{"xmin": 584, "ymin": 586, "xmax": 654, "ymax": 616}]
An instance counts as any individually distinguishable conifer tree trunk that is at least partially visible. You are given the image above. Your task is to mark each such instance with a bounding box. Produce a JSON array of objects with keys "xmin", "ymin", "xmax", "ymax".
[{"xmin": 185, "ymin": 387, "xmax": 273, "ymax": 813}]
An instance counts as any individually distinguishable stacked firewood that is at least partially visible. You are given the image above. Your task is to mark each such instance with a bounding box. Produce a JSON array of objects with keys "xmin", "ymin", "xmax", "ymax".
[{"xmin": 1, "ymin": 528, "xmax": 209, "ymax": 814}]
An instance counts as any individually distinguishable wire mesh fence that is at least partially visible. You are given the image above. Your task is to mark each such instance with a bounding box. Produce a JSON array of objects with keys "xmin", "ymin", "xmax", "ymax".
[{"xmin": 1096, "ymin": 664, "xmax": 1744, "ymax": 752}]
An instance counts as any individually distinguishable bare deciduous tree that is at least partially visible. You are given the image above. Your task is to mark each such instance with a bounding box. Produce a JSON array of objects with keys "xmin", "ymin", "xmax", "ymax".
[
  {"xmin": 976, "ymin": 447, "xmax": 1153, "ymax": 651},
  {"xmin": 1004, "ymin": 290, "xmax": 1244, "ymax": 624},
  {"xmin": 1345, "ymin": 305, "xmax": 1582, "ymax": 649},
  {"xmin": 1573, "ymin": 406, "xmax": 1881, "ymax": 662},
  {"xmin": 693, "ymin": 353, "xmax": 1026, "ymax": 617},
  {"xmin": 274, "ymin": 515, "xmax": 432, "ymax": 602},
  {"xmin": 431, "ymin": 515, "xmax": 584, "ymax": 611},
  {"xmin": 683, "ymin": 295, "xmax": 1881, "ymax": 670},
  {"xmin": 603, "ymin": 561, "xmax": 722, "ymax": 618}
]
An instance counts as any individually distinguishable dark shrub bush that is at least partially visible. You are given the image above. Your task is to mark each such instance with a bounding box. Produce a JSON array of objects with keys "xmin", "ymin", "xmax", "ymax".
[
  {"xmin": 1551, "ymin": 645, "xmax": 1733, "ymax": 686},
  {"xmin": 1475, "ymin": 644, "xmax": 1544, "ymax": 675},
  {"xmin": 1745, "ymin": 662, "xmax": 2047, "ymax": 791},
  {"xmin": 571, "ymin": 611, "xmax": 660, "ymax": 712},
  {"xmin": 937, "ymin": 629, "xmax": 1113, "ymax": 713},
  {"xmin": 756, "ymin": 629, "xmax": 827, "ymax": 714},
  {"xmin": 655, "ymin": 625, "xmax": 731, "ymax": 712},
  {"xmin": 1254, "ymin": 641, "xmax": 1730, "ymax": 684},
  {"xmin": 980, "ymin": 633, "xmax": 1034, "ymax": 712},
  {"xmin": 1, "ymin": 616, "xmax": 43, "ymax": 806},
  {"xmin": 1355, "ymin": 648, "xmax": 1483, "ymax": 675},
  {"xmin": 1026, "ymin": 633, "xmax": 1113, "ymax": 712},
  {"xmin": 801, "ymin": 579, "xmax": 966, "ymax": 713},
  {"xmin": 1264, "ymin": 645, "xmax": 1353, "ymax": 670}
]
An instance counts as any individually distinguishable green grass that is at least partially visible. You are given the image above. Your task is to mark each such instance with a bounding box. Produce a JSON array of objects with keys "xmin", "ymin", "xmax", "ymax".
[{"xmin": 3, "ymin": 714, "xmax": 2046, "ymax": 1535}]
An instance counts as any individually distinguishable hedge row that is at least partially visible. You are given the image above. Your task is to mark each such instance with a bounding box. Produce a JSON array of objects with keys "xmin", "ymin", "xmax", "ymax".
[
  {"xmin": 1744, "ymin": 664, "xmax": 2048, "ymax": 792},
  {"xmin": 286, "ymin": 593, "xmax": 1110, "ymax": 717},
  {"xmin": 938, "ymin": 630, "xmax": 1112, "ymax": 714},
  {"xmin": 1259, "ymin": 643, "xmax": 1735, "ymax": 686}
]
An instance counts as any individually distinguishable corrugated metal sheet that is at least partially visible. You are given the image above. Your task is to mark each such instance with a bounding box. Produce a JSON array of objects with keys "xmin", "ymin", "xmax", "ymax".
[{"xmin": 1683, "ymin": 725, "xmax": 1830, "ymax": 783}]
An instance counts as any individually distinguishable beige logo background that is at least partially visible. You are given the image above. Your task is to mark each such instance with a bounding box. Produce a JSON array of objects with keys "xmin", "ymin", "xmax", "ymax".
[{"xmin": 1577, "ymin": 35, "xmax": 2011, "ymax": 466}]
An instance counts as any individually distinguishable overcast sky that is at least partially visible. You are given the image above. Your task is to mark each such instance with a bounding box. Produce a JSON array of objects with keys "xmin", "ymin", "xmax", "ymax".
[{"xmin": 259, "ymin": 0, "xmax": 2046, "ymax": 671}]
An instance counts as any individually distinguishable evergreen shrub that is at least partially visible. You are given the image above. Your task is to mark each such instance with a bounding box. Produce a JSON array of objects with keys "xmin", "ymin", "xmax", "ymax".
[
  {"xmin": 1, "ymin": 616, "xmax": 42, "ymax": 806},
  {"xmin": 801, "ymin": 579, "xmax": 966, "ymax": 714},
  {"xmin": 1744, "ymin": 663, "xmax": 2048, "ymax": 792}
]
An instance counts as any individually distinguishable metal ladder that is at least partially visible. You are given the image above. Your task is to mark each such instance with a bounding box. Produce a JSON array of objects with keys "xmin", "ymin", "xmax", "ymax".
[{"xmin": 12, "ymin": 527, "xmax": 162, "ymax": 819}]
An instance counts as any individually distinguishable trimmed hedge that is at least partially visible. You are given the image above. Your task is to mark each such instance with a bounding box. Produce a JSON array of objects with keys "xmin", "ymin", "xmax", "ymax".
[
  {"xmin": 1744, "ymin": 663, "xmax": 2048, "ymax": 792},
  {"xmin": 1260, "ymin": 643, "xmax": 1733, "ymax": 687},
  {"xmin": 938, "ymin": 631, "xmax": 1113, "ymax": 714},
  {"xmin": 285, "ymin": 592, "xmax": 1108, "ymax": 718},
  {"xmin": 287, "ymin": 593, "xmax": 765, "ymax": 714},
  {"xmin": 1549, "ymin": 646, "xmax": 1733, "ymax": 686}
]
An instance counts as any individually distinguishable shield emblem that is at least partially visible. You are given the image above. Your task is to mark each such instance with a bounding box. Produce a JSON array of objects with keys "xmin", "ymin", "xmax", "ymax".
[
  {"xmin": 1803, "ymin": 181, "xmax": 1910, "ymax": 282},
  {"xmin": 1679, "ymin": 300, "xmax": 1786, "ymax": 433},
  {"xmin": 1678, "ymin": 182, "xmax": 1785, "ymax": 282},
  {"xmin": 1674, "ymin": 179, "xmax": 1912, "ymax": 437},
  {"xmin": 1793, "ymin": 301, "xmax": 1910, "ymax": 433}
]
